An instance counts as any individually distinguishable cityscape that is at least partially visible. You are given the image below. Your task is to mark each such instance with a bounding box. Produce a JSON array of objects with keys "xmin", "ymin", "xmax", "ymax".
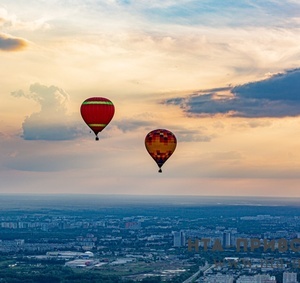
[
  {"xmin": 1, "ymin": 0, "xmax": 300, "ymax": 282},
  {"xmin": 0, "ymin": 195, "xmax": 299, "ymax": 282}
]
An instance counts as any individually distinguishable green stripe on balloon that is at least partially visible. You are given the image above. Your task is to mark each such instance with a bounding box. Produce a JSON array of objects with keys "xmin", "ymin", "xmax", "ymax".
[
  {"xmin": 88, "ymin": 124, "xmax": 107, "ymax": 127},
  {"xmin": 83, "ymin": 101, "xmax": 113, "ymax": 105}
]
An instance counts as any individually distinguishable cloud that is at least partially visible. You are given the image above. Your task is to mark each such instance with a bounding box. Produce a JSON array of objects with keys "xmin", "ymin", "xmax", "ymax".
[
  {"xmin": 0, "ymin": 9, "xmax": 27, "ymax": 51},
  {"xmin": 233, "ymin": 120, "xmax": 272, "ymax": 129},
  {"xmin": 0, "ymin": 7, "xmax": 51, "ymax": 31},
  {"xmin": 5, "ymin": 148, "xmax": 90, "ymax": 172},
  {"xmin": 0, "ymin": 131, "xmax": 5, "ymax": 138},
  {"xmin": 232, "ymin": 69, "xmax": 300, "ymax": 101},
  {"xmin": 165, "ymin": 69, "xmax": 300, "ymax": 118},
  {"xmin": 11, "ymin": 83, "xmax": 83, "ymax": 141},
  {"xmin": 172, "ymin": 128, "xmax": 214, "ymax": 142},
  {"xmin": 113, "ymin": 118, "xmax": 153, "ymax": 133},
  {"xmin": 117, "ymin": 0, "xmax": 300, "ymax": 28},
  {"xmin": 203, "ymin": 151, "xmax": 242, "ymax": 162},
  {"xmin": 0, "ymin": 17, "xmax": 5, "ymax": 26},
  {"xmin": 0, "ymin": 33, "xmax": 27, "ymax": 51}
]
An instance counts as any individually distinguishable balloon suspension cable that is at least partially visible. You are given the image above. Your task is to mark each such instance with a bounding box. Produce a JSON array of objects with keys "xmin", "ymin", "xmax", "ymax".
[
  {"xmin": 158, "ymin": 168, "xmax": 162, "ymax": 173},
  {"xmin": 95, "ymin": 136, "xmax": 99, "ymax": 141}
]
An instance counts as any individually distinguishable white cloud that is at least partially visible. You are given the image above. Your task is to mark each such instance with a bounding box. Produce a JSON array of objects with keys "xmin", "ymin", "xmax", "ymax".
[
  {"xmin": 11, "ymin": 83, "xmax": 84, "ymax": 140},
  {"xmin": 0, "ymin": 7, "xmax": 50, "ymax": 32}
]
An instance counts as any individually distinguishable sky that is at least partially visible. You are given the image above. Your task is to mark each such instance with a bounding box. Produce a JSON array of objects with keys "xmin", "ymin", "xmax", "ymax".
[{"xmin": 1, "ymin": 0, "xmax": 300, "ymax": 197}]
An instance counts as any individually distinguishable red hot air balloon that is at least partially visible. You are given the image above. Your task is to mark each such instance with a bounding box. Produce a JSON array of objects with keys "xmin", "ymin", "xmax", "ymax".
[
  {"xmin": 145, "ymin": 129, "xmax": 177, "ymax": 173},
  {"xmin": 80, "ymin": 97, "xmax": 115, "ymax": 140}
]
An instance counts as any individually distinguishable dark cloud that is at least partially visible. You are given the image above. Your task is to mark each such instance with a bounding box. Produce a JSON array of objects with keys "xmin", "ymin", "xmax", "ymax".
[
  {"xmin": 12, "ymin": 83, "xmax": 83, "ymax": 141},
  {"xmin": 22, "ymin": 116, "xmax": 80, "ymax": 141},
  {"xmin": 232, "ymin": 69, "xmax": 300, "ymax": 101},
  {"xmin": 0, "ymin": 34, "xmax": 27, "ymax": 51},
  {"xmin": 165, "ymin": 69, "xmax": 300, "ymax": 118}
]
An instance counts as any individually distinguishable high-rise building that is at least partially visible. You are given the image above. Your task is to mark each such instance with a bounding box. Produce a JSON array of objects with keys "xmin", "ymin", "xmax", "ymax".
[
  {"xmin": 173, "ymin": 230, "xmax": 186, "ymax": 247},
  {"xmin": 223, "ymin": 231, "xmax": 231, "ymax": 248},
  {"xmin": 283, "ymin": 272, "xmax": 298, "ymax": 283}
]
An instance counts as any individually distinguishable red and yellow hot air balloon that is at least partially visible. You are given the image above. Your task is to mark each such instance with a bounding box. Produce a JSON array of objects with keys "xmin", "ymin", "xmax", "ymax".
[
  {"xmin": 80, "ymin": 97, "xmax": 115, "ymax": 140},
  {"xmin": 145, "ymin": 129, "xmax": 177, "ymax": 173}
]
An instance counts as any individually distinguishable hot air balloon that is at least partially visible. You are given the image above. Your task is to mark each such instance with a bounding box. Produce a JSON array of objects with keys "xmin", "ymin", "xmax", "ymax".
[
  {"xmin": 145, "ymin": 129, "xmax": 177, "ymax": 173},
  {"xmin": 80, "ymin": 97, "xmax": 115, "ymax": 140}
]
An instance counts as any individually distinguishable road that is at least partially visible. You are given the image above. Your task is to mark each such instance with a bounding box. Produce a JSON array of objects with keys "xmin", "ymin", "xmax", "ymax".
[{"xmin": 182, "ymin": 263, "xmax": 214, "ymax": 283}]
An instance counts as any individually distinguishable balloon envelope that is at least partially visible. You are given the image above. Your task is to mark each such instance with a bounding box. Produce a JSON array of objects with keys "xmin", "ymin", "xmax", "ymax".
[
  {"xmin": 145, "ymin": 129, "xmax": 177, "ymax": 172},
  {"xmin": 80, "ymin": 97, "xmax": 115, "ymax": 140}
]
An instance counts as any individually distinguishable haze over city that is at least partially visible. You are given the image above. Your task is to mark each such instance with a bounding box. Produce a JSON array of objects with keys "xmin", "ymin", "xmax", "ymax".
[{"xmin": 1, "ymin": 0, "xmax": 300, "ymax": 196}]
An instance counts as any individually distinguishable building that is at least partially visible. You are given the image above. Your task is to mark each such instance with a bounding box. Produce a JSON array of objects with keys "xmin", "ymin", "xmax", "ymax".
[
  {"xmin": 205, "ymin": 273, "xmax": 234, "ymax": 283},
  {"xmin": 283, "ymin": 272, "xmax": 298, "ymax": 283},
  {"xmin": 223, "ymin": 231, "xmax": 231, "ymax": 247},
  {"xmin": 46, "ymin": 251, "xmax": 94, "ymax": 259},
  {"xmin": 237, "ymin": 274, "xmax": 276, "ymax": 283},
  {"xmin": 173, "ymin": 230, "xmax": 186, "ymax": 247},
  {"xmin": 236, "ymin": 276, "xmax": 253, "ymax": 283},
  {"xmin": 125, "ymin": 221, "xmax": 141, "ymax": 229}
]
